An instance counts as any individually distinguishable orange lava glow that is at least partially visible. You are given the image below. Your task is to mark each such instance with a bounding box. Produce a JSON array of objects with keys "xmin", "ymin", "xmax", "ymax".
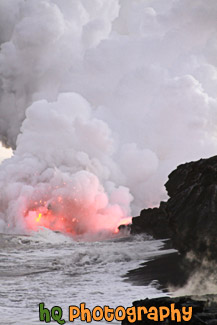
[
  {"xmin": 117, "ymin": 217, "xmax": 132, "ymax": 227},
  {"xmin": 25, "ymin": 197, "xmax": 132, "ymax": 236},
  {"xmin": 113, "ymin": 216, "xmax": 132, "ymax": 234},
  {"xmin": 25, "ymin": 199, "xmax": 79, "ymax": 234}
]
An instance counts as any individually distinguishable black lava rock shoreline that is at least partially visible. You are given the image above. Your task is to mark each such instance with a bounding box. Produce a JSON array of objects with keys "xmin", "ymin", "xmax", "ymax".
[
  {"xmin": 121, "ymin": 156, "xmax": 217, "ymax": 324},
  {"xmin": 122, "ymin": 295, "xmax": 217, "ymax": 325},
  {"xmin": 131, "ymin": 155, "xmax": 217, "ymax": 260}
]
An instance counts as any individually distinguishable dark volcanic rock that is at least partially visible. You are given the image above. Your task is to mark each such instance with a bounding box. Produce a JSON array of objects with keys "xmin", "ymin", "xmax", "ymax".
[
  {"xmin": 131, "ymin": 201, "xmax": 172, "ymax": 239},
  {"xmin": 124, "ymin": 252, "xmax": 195, "ymax": 290},
  {"xmin": 122, "ymin": 295, "xmax": 217, "ymax": 325},
  {"xmin": 131, "ymin": 156, "xmax": 217, "ymax": 260}
]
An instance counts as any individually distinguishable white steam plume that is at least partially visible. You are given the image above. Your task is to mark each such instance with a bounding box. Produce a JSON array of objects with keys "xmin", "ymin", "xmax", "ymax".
[{"xmin": 0, "ymin": 0, "xmax": 217, "ymax": 233}]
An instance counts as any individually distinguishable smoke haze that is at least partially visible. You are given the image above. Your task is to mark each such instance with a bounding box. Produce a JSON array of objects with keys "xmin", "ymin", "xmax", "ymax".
[{"xmin": 1, "ymin": 0, "xmax": 217, "ymax": 233}]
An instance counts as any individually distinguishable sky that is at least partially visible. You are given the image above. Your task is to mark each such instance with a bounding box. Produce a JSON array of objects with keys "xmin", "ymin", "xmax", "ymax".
[{"xmin": 0, "ymin": 145, "xmax": 12, "ymax": 163}]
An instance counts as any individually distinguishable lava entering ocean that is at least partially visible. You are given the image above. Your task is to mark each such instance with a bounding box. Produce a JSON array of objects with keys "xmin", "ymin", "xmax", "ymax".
[
  {"xmin": 25, "ymin": 196, "xmax": 132, "ymax": 236},
  {"xmin": 25, "ymin": 203, "xmax": 79, "ymax": 235}
]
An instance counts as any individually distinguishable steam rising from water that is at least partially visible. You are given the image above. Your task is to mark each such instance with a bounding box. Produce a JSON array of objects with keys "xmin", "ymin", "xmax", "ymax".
[
  {"xmin": 1, "ymin": 0, "xmax": 217, "ymax": 233},
  {"xmin": 173, "ymin": 256, "xmax": 217, "ymax": 296}
]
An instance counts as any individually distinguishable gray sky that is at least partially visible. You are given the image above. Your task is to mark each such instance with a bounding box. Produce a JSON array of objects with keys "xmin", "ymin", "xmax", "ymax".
[{"xmin": 0, "ymin": 144, "xmax": 12, "ymax": 163}]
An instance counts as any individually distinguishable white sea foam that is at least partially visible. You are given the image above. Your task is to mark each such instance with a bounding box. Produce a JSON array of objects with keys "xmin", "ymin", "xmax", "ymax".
[{"xmin": 0, "ymin": 232, "xmax": 172, "ymax": 324}]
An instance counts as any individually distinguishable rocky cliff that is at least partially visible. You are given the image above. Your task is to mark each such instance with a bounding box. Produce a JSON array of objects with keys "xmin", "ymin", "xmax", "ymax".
[{"xmin": 131, "ymin": 156, "xmax": 217, "ymax": 260}]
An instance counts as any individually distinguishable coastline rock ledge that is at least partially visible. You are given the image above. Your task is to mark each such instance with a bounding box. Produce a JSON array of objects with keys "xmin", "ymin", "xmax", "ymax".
[
  {"xmin": 131, "ymin": 156, "xmax": 217, "ymax": 260},
  {"xmin": 122, "ymin": 296, "xmax": 217, "ymax": 325}
]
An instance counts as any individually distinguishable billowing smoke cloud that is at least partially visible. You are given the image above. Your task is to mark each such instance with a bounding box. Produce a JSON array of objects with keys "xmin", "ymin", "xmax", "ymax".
[
  {"xmin": 0, "ymin": 0, "xmax": 217, "ymax": 233},
  {"xmin": 0, "ymin": 92, "xmax": 132, "ymax": 233}
]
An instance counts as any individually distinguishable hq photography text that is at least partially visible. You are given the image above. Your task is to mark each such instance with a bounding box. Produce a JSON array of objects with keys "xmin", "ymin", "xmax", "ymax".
[{"xmin": 39, "ymin": 302, "xmax": 192, "ymax": 323}]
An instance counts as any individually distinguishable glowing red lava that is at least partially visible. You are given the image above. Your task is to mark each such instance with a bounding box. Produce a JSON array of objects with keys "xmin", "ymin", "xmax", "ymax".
[
  {"xmin": 25, "ymin": 197, "xmax": 132, "ymax": 235},
  {"xmin": 25, "ymin": 199, "xmax": 79, "ymax": 234}
]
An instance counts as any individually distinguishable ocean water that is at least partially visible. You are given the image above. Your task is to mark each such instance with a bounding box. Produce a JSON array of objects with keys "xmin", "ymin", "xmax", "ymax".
[{"xmin": 0, "ymin": 229, "xmax": 173, "ymax": 324}]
